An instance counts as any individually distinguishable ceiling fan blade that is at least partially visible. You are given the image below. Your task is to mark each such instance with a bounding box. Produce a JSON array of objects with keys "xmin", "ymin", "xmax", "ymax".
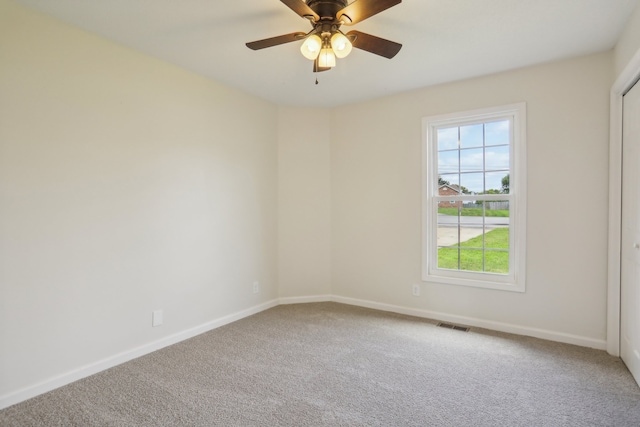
[
  {"xmin": 347, "ymin": 30, "xmax": 402, "ymax": 59},
  {"xmin": 280, "ymin": 0, "xmax": 320, "ymax": 21},
  {"xmin": 337, "ymin": 0, "xmax": 401, "ymax": 25},
  {"xmin": 246, "ymin": 32, "xmax": 306, "ymax": 50},
  {"xmin": 314, "ymin": 58, "xmax": 331, "ymax": 73}
]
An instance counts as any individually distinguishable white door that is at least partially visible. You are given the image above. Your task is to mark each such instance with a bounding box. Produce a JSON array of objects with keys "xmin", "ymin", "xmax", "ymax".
[{"xmin": 621, "ymin": 80, "xmax": 640, "ymax": 384}]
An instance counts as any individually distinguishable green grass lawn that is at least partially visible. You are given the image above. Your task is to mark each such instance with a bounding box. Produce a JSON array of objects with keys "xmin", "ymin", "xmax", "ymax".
[
  {"xmin": 438, "ymin": 207, "xmax": 509, "ymax": 217},
  {"xmin": 438, "ymin": 227, "xmax": 509, "ymax": 273}
]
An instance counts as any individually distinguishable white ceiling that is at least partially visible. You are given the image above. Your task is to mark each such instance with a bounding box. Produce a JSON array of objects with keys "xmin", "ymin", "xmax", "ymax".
[{"xmin": 13, "ymin": 0, "xmax": 639, "ymax": 107}]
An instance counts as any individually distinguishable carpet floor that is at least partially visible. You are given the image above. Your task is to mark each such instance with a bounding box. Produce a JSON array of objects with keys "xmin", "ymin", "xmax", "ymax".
[{"xmin": 1, "ymin": 302, "xmax": 639, "ymax": 426}]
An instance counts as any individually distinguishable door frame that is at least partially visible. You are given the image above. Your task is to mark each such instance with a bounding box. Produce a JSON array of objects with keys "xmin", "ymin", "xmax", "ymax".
[{"xmin": 608, "ymin": 48, "xmax": 640, "ymax": 356}]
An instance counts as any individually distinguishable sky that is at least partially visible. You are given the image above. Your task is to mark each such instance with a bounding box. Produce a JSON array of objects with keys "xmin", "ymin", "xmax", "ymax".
[{"xmin": 437, "ymin": 119, "xmax": 510, "ymax": 194}]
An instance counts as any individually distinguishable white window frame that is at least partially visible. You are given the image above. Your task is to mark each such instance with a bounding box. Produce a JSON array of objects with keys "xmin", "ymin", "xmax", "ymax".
[{"xmin": 422, "ymin": 103, "xmax": 527, "ymax": 292}]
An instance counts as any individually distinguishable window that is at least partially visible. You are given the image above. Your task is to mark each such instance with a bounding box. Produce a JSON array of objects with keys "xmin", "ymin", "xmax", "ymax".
[{"xmin": 422, "ymin": 103, "xmax": 526, "ymax": 292}]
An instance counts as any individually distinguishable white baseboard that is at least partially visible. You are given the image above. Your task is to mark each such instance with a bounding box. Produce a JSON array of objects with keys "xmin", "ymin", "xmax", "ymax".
[
  {"xmin": 278, "ymin": 295, "xmax": 332, "ymax": 305},
  {"xmin": 331, "ymin": 295, "xmax": 607, "ymax": 350},
  {"xmin": 0, "ymin": 299, "xmax": 279, "ymax": 410},
  {"xmin": 1, "ymin": 294, "xmax": 608, "ymax": 410}
]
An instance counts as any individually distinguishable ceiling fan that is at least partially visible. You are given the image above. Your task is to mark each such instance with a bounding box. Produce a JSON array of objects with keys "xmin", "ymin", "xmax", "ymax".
[{"xmin": 246, "ymin": 0, "xmax": 402, "ymax": 72}]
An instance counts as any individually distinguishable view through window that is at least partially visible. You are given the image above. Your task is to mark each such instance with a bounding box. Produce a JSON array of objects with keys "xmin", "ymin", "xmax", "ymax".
[{"xmin": 423, "ymin": 104, "xmax": 526, "ymax": 291}]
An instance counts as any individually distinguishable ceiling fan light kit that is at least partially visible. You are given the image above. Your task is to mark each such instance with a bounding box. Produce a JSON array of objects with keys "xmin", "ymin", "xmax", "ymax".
[
  {"xmin": 300, "ymin": 34, "xmax": 322, "ymax": 59},
  {"xmin": 246, "ymin": 0, "xmax": 402, "ymax": 73},
  {"xmin": 318, "ymin": 43, "xmax": 337, "ymax": 67},
  {"xmin": 331, "ymin": 32, "xmax": 353, "ymax": 58}
]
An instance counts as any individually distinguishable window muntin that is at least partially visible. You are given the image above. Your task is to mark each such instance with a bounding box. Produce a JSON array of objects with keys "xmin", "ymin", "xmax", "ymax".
[{"xmin": 423, "ymin": 104, "xmax": 526, "ymax": 292}]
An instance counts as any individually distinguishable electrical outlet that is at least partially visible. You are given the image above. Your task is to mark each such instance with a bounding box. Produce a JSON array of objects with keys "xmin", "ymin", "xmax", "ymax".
[
  {"xmin": 412, "ymin": 284, "xmax": 421, "ymax": 297},
  {"xmin": 253, "ymin": 281, "xmax": 260, "ymax": 294},
  {"xmin": 152, "ymin": 310, "xmax": 163, "ymax": 327}
]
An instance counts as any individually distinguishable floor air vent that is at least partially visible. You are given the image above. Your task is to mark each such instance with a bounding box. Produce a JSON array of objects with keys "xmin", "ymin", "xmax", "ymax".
[{"xmin": 437, "ymin": 322, "xmax": 470, "ymax": 332}]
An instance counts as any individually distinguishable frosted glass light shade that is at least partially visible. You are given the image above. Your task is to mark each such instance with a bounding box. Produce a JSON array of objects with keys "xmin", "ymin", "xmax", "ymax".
[
  {"xmin": 331, "ymin": 32, "xmax": 352, "ymax": 58},
  {"xmin": 318, "ymin": 47, "xmax": 336, "ymax": 68},
  {"xmin": 300, "ymin": 35, "xmax": 322, "ymax": 60}
]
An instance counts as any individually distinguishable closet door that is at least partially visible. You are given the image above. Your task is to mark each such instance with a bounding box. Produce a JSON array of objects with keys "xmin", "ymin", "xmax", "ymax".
[{"xmin": 621, "ymin": 79, "xmax": 640, "ymax": 385}]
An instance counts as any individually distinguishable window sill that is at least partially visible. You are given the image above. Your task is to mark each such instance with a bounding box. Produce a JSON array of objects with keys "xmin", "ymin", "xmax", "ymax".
[{"xmin": 422, "ymin": 272, "xmax": 525, "ymax": 293}]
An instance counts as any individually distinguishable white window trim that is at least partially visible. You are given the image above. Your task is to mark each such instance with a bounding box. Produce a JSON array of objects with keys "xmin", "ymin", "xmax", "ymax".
[{"xmin": 422, "ymin": 103, "xmax": 527, "ymax": 292}]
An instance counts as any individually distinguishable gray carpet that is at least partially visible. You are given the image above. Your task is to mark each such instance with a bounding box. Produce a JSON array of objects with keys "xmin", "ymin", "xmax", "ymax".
[{"xmin": 1, "ymin": 302, "xmax": 639, "ymax": 426}]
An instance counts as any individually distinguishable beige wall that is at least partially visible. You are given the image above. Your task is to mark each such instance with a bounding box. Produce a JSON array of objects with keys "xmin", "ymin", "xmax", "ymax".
[
  {"xmin": 0, "ymin": 0, "xmax": 278, "ymax": 399},
  {"xmin": 277, "ymin": 107, "xmax": 332, "ymax": 299},
  {"xmin": 615, "ymin": 3, "xmax": 640, "ymax": 77},
  {"xmin": 331, "ymin": 52, "xmax": 612, "ymax": 344}
]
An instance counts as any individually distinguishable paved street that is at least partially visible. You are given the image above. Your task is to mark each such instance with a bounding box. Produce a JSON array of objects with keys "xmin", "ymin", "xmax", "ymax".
[{"xmin": 437, "ymin": 214, "xmax": 509, "ymax": 228}]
